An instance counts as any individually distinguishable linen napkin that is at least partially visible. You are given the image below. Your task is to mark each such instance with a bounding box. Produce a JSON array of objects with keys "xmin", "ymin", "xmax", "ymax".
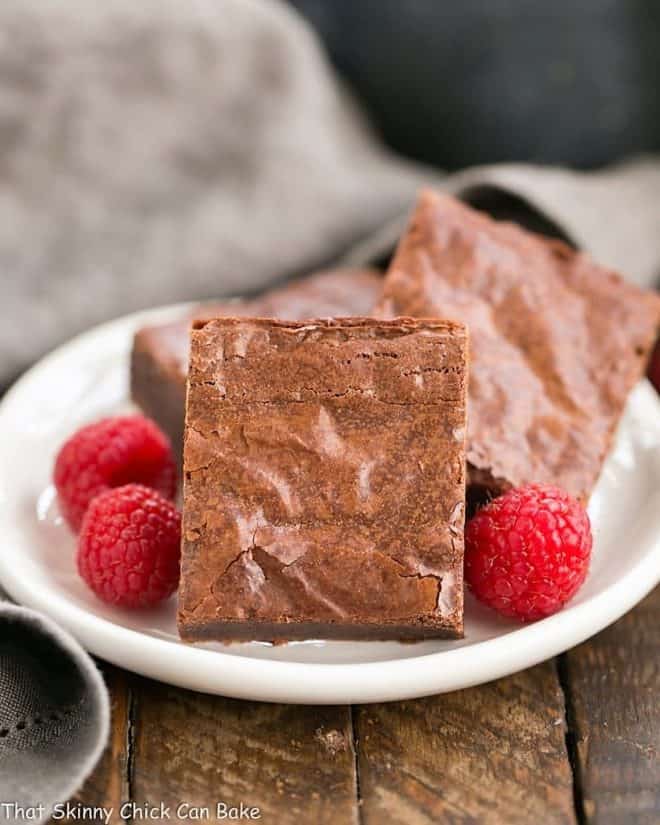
[
  {"xmin": 0, "ymin": 594, "xmax": 109, "ymax": 824},
  {"xmin": 1, "ymin": 0, "xmax": 659, "ymax": 819}
]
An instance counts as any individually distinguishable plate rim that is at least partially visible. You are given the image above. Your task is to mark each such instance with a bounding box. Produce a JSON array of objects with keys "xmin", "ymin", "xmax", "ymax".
[{"xmin": 1, "ymin": 305, "xmax": 659, "ymax": 704}]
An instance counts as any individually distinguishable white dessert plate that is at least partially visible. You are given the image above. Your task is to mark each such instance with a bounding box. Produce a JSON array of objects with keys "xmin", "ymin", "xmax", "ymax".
[{"xmin": 0, "ymin": 306, "xmax": 659, "ymax": 704}]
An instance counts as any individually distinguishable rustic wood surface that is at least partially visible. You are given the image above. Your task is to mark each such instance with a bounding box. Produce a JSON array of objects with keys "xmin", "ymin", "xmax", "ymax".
[
  {"xmin": 131, "ymin": 682, "xmax": 357, "ymax": 824},
  {"xmin": 57, "ymin": 586, "xmax": 659, "ymax": 825},
  {"xmin": 354, "ymin": 661, "xmax": 575, "ymax": 825},
  {"xmin": 561, "ymin": 586, "xmax": 660, "ymax": 825}
]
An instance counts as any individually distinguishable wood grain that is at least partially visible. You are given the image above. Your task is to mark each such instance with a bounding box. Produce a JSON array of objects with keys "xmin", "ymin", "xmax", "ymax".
[
  {"xmin": 130, "ymin": 678, "xmax": 358, "ymax": 825},
  {"xmin": 354, "ymin": 661, "xmax": 577, "ymax": 825},
  {"xmin": 561, "ymin": 585, "xmax": 660, "ymax": 825}
]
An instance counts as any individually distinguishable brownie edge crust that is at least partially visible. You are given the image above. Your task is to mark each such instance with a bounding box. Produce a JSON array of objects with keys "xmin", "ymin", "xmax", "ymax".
[{"xmin": 178, "ymin": 316, "xmax": 468, "ymax": 643}]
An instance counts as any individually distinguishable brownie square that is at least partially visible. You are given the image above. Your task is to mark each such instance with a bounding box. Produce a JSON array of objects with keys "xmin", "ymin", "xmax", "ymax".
[
  {"xmin": 131, "ymin": 268, "xmax": 383, "ymax": 453},
  {"xmin": 377, "ymin": 190, "xmax": 660, "ymax": 503},
  {"xmin": 178, "ymin": 317, "xmax": 468, "ymax": 642}
]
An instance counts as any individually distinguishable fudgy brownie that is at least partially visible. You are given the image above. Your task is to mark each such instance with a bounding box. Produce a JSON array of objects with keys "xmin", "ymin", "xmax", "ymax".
[
  {"xmin": 131, "ymin": 268, "xmax": 383, "ymax": 453},
  {"xmin": 377, "ymin": 190, "xmax": 660, "ymax": 502},
  {"xmin": 178, "ymin": 317, "xmax": 468, "ymax": 642}
]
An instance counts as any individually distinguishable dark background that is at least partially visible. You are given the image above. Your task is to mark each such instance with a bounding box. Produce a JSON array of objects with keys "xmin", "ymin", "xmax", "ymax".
[{"xmin": 290, "ymin": 0, "xmax": 660, "ymax": 170}]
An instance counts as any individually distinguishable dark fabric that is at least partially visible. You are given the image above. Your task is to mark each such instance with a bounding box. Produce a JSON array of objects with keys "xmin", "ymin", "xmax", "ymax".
[
  {"xmin": 0, "ymin": 601, "xmax": 109, "ymax": 823},
  {"xmin": 291, "ymin": 0, "xmax": 660, "ymax": 170}
]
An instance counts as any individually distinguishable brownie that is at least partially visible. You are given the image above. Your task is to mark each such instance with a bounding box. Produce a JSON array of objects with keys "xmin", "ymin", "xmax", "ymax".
[
  {"xmin": 178, "ymin": 317, "xmax": 468, "ymax": 642},
  {"xmin": 131, "ymin": 268, "xmax": 383, "ymax": 454},
  {"xmin": 377, "ymin": 190, "xmax": 660, "ymax": 502}
]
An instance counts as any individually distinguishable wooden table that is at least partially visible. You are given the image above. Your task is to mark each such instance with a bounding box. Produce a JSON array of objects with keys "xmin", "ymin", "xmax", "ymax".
[{"xmin": 63, "ymin": 586, "xmax": 659, "ymax": 825}]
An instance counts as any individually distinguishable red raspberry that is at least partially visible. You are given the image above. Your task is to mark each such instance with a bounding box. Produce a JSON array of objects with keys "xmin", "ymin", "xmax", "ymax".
[
  {"xmin": 77, "ymin": 484, "xmax": 181, "ymax": 608},
  {"xmin": 648, "ymin": 339, "xmax": 660, "ymax": 394},
  {"xmin": 465, "ymin": 484, "xmax": 592, "ymax": 622},
  {"xmin": 54, "ymin": 416, "xmax": 176, "ymax": 531}
]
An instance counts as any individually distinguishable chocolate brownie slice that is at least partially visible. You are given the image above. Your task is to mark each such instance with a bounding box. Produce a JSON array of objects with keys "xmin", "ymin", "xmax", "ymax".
[
  {"xmin": 377, "ymin": 190, "xmax": 660, "ymax": 502},
  {"xmin": 178, "ymin": 317, "xmax": 468, "ymax": 642}
]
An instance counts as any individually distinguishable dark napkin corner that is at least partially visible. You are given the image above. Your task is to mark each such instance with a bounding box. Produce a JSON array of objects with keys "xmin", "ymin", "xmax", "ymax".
[{"xmin": 0, "ymin": 597, "xmax": 109, "ymax": 824}]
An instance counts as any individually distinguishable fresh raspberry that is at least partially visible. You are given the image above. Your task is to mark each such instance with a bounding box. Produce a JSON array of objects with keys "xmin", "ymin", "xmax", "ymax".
[
  {"xmin": 77, "ymin": 484, "xmax": 181, "ymax": 608},
  {"xmin": 648, "ymin": 339, "xmax": 660, "ymax": 394},
  {"xmin": 464, "ymin": 484, "xmax": 592, "ymax": 622},
  {"xmin": 54, "ymin": 416, "xmax": 176, "ymax": 531}
]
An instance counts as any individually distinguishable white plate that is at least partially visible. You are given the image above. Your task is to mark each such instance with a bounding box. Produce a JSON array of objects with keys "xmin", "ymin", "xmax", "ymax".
[{"xmin": 0, "ymin": 306, "xmax": 659, "ymax": 704}]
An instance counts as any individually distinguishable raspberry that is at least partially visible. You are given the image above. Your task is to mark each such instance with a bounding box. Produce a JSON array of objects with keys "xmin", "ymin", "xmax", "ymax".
[
  {"xmin": 77, "ymin": 484, "xmax": 181, "ymax": 608},
  {"xmin": 54, "ymin": 416, "xmax": 176, "ymax": 531},
  {"xmin": 464, "ymin": 484, "xmax": 592, "ymax": 622}
]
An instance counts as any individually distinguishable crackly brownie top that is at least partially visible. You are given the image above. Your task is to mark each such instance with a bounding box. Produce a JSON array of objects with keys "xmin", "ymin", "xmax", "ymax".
[
  {"xmin": 377, "ymin": 190, "xmax": 660, "ymax": 501},
  {"xmin": 133, "ymin": 267, "xmax": 383, "ymax": 382},
  {"xmin": 179, "ymin": 317, "xmax": 468, "ymax": 631}
]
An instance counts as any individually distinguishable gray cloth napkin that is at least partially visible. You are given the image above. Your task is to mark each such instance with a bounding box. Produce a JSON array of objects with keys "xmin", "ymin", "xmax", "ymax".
[
  {"xmin": 0, "ymin": 596, "xmax": 109, "ymax": 823},
  {"xmin": 1, "ymin": 0, "xmax": 659, "ymax": 819}
]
